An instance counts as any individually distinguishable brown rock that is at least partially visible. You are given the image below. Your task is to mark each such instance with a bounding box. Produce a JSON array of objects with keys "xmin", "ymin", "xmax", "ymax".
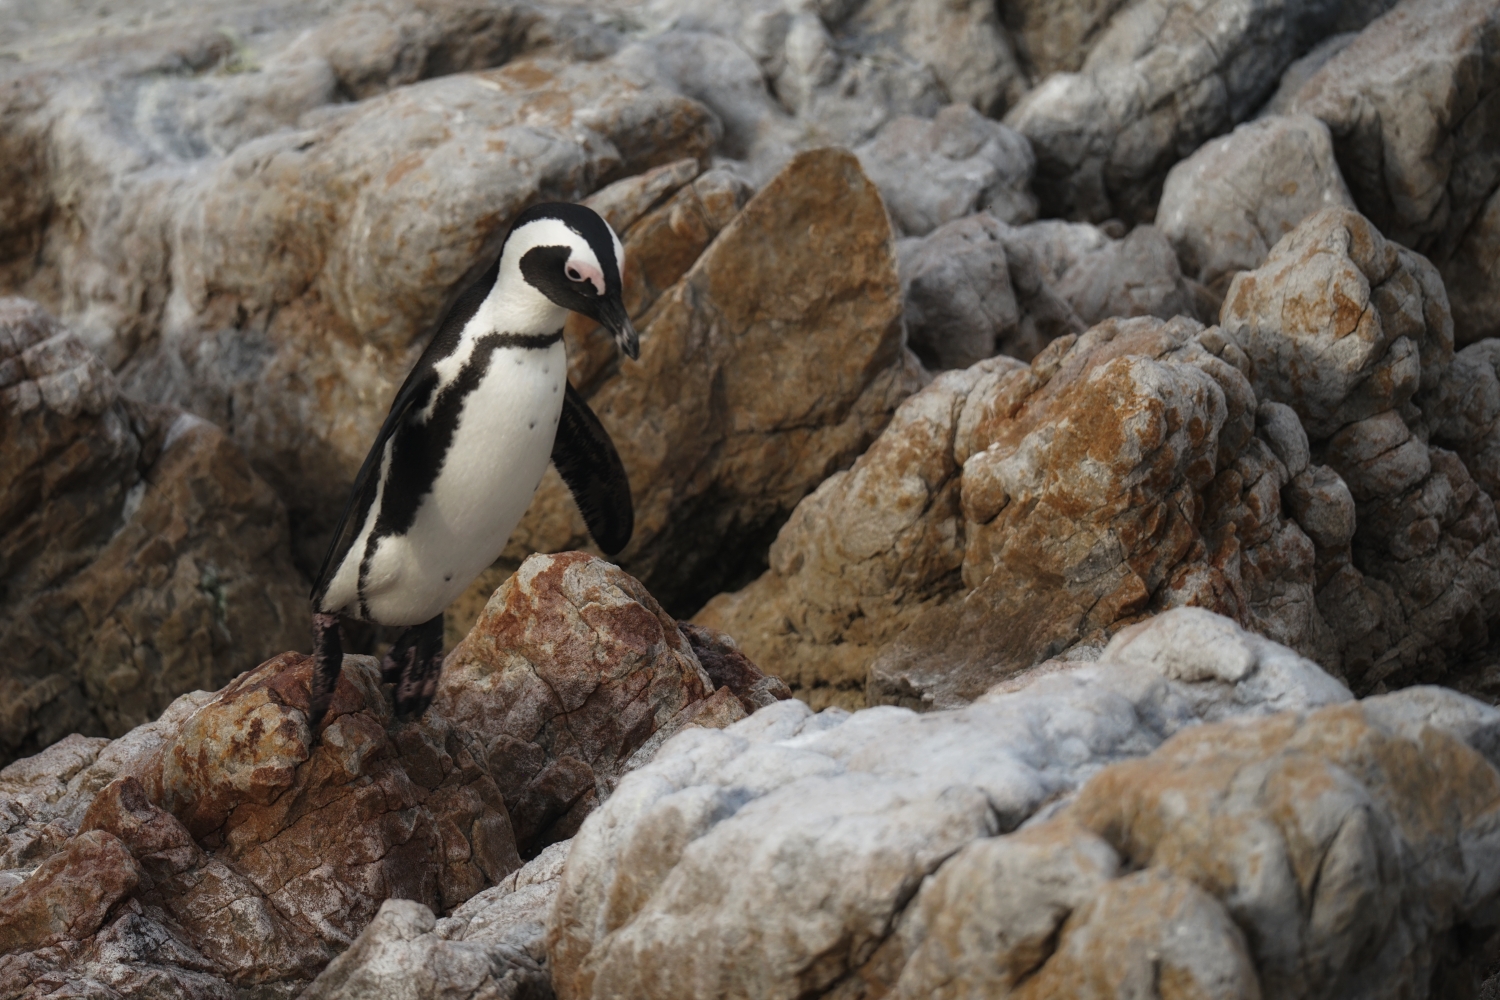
[
  {"xmin": 508, "ymin": 148, "xmax": 925, "ymax": 615},
  {"xmin": 0, "ymin": 298, "xmax": 306, "ymax": 766},
  {"xmin": 1293, "ymin": 0, "xmax": 1500, "ymax": 345},
  {"xmin": 677, "ymin": 623, "xmax": 792, "ymax": 714},
  {"xmin": 0, "ymin": 828, "xmax": 139, "ymax": 957},
  {"xmin": 435, "ymin": 552, "xmax": 736, "ymax": 854}
]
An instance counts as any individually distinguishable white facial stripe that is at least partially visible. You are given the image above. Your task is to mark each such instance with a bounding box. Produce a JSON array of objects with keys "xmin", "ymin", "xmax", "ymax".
[
  {"xmin": 568, "ymin": 258, "xmax": 605, "ymax": 296},
  {"xmin": 508, "ymin": 217, "xmax": 605, "ymax": 274}
]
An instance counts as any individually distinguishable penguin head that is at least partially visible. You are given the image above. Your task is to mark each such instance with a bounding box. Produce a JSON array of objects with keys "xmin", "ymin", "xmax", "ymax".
[{"xmin": 504, "ymin": 203, "xmax": 638, "ymax": 360}]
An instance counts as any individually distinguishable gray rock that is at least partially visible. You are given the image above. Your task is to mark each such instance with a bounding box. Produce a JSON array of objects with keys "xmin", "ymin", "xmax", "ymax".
[
  {"xmin": 898, "ymin": 214, "xmax": 1083, "ymax": 369},
  {"xmin": 1428, "ymin": 340, "xmax": 1500, "ymax": 503},
  {"xmin": 1292, "ymin": 0, "xmax": 1500, "ymax": 346},
  {"xmin": 1004, "ymin": 0, "xmax": 1399, "ymax": 223},
  {"xmin": 551, "ymin": 608, "xmax": 1500, "ymax": 1000},
  {"xmin": 1007, "ymin": 221, "xmax": 1204, "ymax": 326},
  {"xmin": 856, "ymin": 104, "xmax": 1037, "ymax": 237},
  {"xmin": 1158, "ymin": 114, "xmax": 1356, "ymax": 293},
  {"xmin": 300, "ymin": 842, "xmax": 570, "ymax": 1000},
  {"xmin": 1258, "ymin": 31, "xmax": 1359, "ymax": 117}
]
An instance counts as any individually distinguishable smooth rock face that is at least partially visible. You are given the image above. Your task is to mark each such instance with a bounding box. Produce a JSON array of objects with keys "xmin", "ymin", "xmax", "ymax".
[
  {"xmin": 549, "ymin": 610, "xmax": 1500, "ymax": 1000},
  {"xmin": 0, "ymin": 298, "xmax": 305, "ymax": 767},
  {"xmin": 507, "ymin": 148, "xmax": 925, "ymax": 616},
  {"xmin": 855, "ymin": 104, "xmax": 1037, "ymax": 237},
  {"xmin": 1223, "ymin": 207, "xmax": 1500, "ymax": 688},
  {"xmin": 1159, "ymin": 114, "xmax": 1356, "ymax": 293},
  {"xmin": 1292, "ymin": 0, "xmax": 1500, "ymax": 345},
  {"xmin": 1004, "ymin": 0, "xmax": 1399, "ymax": 222},
  {"xmin": 434, "ymin": 552, "xmax": 770, "ymax": 856},
  {"xmin": 899, "ymin": 214, "xmax": 1084, "ymax": 369},
  {"xmin": 0, "ymin": 651, "xmax": 522, "ymax": 996}
]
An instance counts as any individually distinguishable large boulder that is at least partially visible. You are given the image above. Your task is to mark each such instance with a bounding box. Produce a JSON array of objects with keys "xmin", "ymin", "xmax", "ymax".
[
  {"xmin": 0, "ymin": 652, "xmax": 520, "ymax": 995},
  {"xmin": 1004, "ymin": 0, "xmax": 1399, "ymax": 222},
  {"xmin": 1158, "ymin": 114, "xmax": 1356, "ymax": 294},
  {"xmin": 507, "ymin": 149, "xmax": 924, "ymax": 616},
  {"xmin": 1292, "ymin": 0, "xmax": 1500, "ymax": 346},
  {"xmin": 1222, "ymin": 206, "xmax": 1500, "ymax": 688},
  {"xmin": 0, "ymin": 298, "xmax": 305, "ymax": 767},
  {"xmin": 702, "ymin": 314, "xmax": 1335, "ymax": 708},
  {"xmin": 548, "ymin": 609, "xmax": 1500, "ymax": 1000}
]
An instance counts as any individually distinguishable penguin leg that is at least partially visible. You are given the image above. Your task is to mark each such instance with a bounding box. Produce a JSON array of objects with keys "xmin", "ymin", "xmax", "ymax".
[
  {"xmin": 309, "ymin": 612, "xmax": 344, "ymax": 730},
  {"xmin": 386, "ymin": 613, "xmax": 445, "ymax": 721}
]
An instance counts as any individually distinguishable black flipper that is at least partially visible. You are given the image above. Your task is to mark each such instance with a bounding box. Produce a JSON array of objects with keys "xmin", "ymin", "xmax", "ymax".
[
  {"xmin": 309, "ymin": 612, "xmax": 344, "ymax": 729},
  {"xmin": 552, "ymin": 381, "xmax": 634, "ymax": 556},
  {"xmin": 386, "ymin": 614, "xmax": 445, "ymax": 721}
]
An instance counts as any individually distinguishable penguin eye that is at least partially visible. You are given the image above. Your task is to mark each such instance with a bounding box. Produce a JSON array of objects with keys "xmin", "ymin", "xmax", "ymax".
[{"xmin": 565, "ymin": 265, "xmax": 584, "ymax": 282}]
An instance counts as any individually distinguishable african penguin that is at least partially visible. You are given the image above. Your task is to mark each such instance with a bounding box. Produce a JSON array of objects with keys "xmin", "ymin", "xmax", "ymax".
[{"xmin": 309, "ymin": 202, "xmax": 638, "ymax": 726}]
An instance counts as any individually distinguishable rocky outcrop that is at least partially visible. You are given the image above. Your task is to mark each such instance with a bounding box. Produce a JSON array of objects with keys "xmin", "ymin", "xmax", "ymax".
[
  {"xmin": 1292, "ymin": 0, "xmax": 1500, "ymax": 346},
  {"xmin": 1158, "ymin": 114, "xmax": 1356, "ymax": 294},
  {"xmin": 0, "ymin": 298, "xmax": 305, "ymax": 767},
  {"xmin": 1004, "ymin": 0, "xmax": 1398, "ymax": 223},
  {"xmin": 706, "ymin": 204, "xmax": 1497, "ymax": 709},
  {"xmin": 509, "ymin": 148, "xmax": 924, "ymax": 615},
  {"xmin": 1222, "ymin": 206, "xmax": 1500, "ymax": 688},
  {"xmin": 548, "ymin": 609, "xmax": 1500, "ymax": 1000},
  {"xmin": 0, "ymin": 551, "xmax": 774, "ymax": 996}
]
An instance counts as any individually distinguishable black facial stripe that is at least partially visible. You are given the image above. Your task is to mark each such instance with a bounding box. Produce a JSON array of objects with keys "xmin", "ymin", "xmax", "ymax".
[
  {"xmin": 355, "ymin": 329, "xmax": 562, "ymax": 607},
  {"xmin": 521, "ymin": 244, "xmax": 603, "ymax": 316}
]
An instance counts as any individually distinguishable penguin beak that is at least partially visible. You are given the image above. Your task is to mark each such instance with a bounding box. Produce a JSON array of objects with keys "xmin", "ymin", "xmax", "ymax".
[{"xmin": 599, "ymin": 298, "xmax": 639, "ymax": 360}]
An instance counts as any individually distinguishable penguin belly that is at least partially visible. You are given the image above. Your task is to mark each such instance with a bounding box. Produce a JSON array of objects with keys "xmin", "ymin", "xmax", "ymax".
[{"xmin": 361, "ymin": 341, "xmax": 567, "ymax": 625}]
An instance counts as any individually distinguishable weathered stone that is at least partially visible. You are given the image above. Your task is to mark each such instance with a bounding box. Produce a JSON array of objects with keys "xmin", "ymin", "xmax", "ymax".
[
  {"xmin": 705, "ymin": 314, "xmax": 1339, "ymax": 708},
  {"xmin": 1429, "ymin": 340, "xmax": 1500, "ymax": 503},
  {"xmin": 1004, "ymin": 0, "xmax": 1399, "ymax": 222},
  {"xmin": 0, "ymin": 298, "xmax": 305, "ymax": 766},
  {"xmin": 1293, "ymin": 0, "xmax": 1500, "ymax": 345},
  {"xmin": 301, "ymin": 840, "xmax": 569, "ymax": 1000},
  {"xmin": 0, "ymin": 829, "xmax": 139, "ymax": 957},
  {"xmin": 855, "ymin": 105, "xmax": 1037, "ymax": 237},
  {"xmin": 1009, "ymin": 221, "xmax": 1206, "ymax": 326},
  {"xmin": 434, "ymin": 552, "xmax": 732, "ymax": 855},
  {"xmin": 898, "ymin": 214, "xmax": 1084, "ymax": 369},
  {"xmin": 1159, "ymin": 114, "xmax": 1356, "ymax": 293},
  {"xmin": 549, "ymin": 610, "xmax": 1485, "ymax": 1000},
  {"xmin": 507, "ymin": 148, "xmax": 924, "ymax": 615},
  {"xmin": 0, "ymin": 648, "xmax": 526, "ymax": 995},
  {"xmin": 1223, "ymin": 206, "xmax": 1499, "ymax": 688}
]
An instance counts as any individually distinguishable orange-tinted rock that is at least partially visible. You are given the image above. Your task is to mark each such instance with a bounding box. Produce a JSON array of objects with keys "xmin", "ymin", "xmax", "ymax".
[
  {"xmin": 435, "ymin": 552, "xmax": 729, "ymax": 854},
  {"xmin": 0, "ymin": 829, "xmax": 139, "ymax": 957}
]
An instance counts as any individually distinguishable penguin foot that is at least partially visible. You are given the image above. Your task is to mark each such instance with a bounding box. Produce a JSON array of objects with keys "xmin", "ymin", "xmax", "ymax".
[
  {"xmin": 385, "ymin": 613, "xmax": 445, "ymax": 722},
  {"xmin": 309, "ymin": 612, "xmax": 344, "ymax": 732}
]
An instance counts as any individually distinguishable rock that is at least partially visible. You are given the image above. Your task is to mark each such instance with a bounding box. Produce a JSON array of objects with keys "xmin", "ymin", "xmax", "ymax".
[
  {"xmin": 894, "ymin": 686, "xmax": 1500, "ymax": 999},
  {"xmin": 301, "ymin": 840, "xmax": 569, "ymax": 1000},
  {"xmin": 703, "ymin": 313, "xmax": 1342, "ymax": 708},
  {"xmin": 898, "ymin": 214, "xmax": 1084, "ymax": 369},
  {"xmin": 433, "ymin": 552, "xmax": 768, "ymax": 856},
  {"xmin": 1292, "ymin": 0, "xmax": 1500, "ymax": 346},
  {"xmin": 506, "ymin": 148, "xmax": 925, "ymax": 615},
  {"xmin": 1009, "ymin": 221, "xmax": 1207, "ymax": 326},
  {"xmin": 1429, "ymin": 340, "xmax": 1500, "ymax": 503},
  {"xmin": 1158, "ymin": 114, "xmax": 1356, "ymax": 293},
  {"xmin": 1258, "ymin": 31, "xmax": 1359, "ymax": 117},
  {"xmin": 855, "ymin": 104, "xmax": 1037, "ymax": 237},
  {"xmin": 1222, "ymin": 206, "xmax": 1500, "ymax": 689},
  {"xmin": 0, "ymin": 648, "xmax": 524, "ymax": 996},
  {"xmin": 0, "ymin": 298, "xmax": 305, "ymax": 767},
  {"xmin": 543, "ymin": 609, "xmax": 1500, "ymax": 1000},
  {"xmin": 1004, "ymin": 0, "xmax": 1399, "ymax": 222}
]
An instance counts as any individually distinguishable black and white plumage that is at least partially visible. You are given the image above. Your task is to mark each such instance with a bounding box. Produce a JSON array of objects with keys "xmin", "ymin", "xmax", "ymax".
[{"xmin": 308, "ymin": 202, "xmax": 638, "ymax": 727}]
